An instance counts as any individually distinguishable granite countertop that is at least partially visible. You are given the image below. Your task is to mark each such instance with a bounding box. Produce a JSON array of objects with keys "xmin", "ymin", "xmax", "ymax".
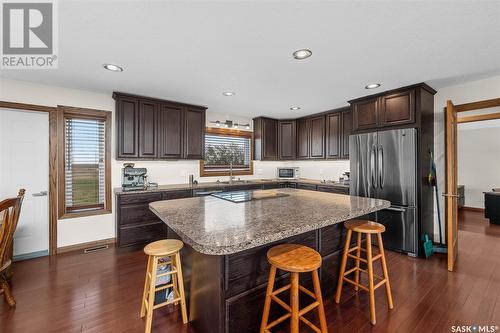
[
  {"xmin": 114, "ymin": 178, "xmax": 349, "ymax": 195},
  {"xmin": 149, "ymin": 188, "xmax": 389, "ymax": 255}
]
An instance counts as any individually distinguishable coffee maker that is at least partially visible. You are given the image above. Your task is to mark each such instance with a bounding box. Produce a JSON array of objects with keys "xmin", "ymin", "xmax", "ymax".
[{"xmin": 121, "ymin": 163, "xmax": 147, "ymax": 191}]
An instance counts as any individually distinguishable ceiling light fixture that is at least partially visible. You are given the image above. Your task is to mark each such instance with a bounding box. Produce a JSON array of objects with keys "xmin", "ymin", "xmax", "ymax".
[
  {"xmin": 292, "ymin": 49, "xmax": 312, "ymax": 60},
  {"xmin": 365, "ymin": 83, "xmax": 381, "ymax": 89},
  {"xmin": 222, "ymin": 91, "xmax": 235, "ymax": 96},
  {"xmin": 290, "ymin": 106, "xmax": 301, "ymax": 111},
  {"xmin": 103, "ymin": 63, "xmax": 123, "ymax": 72}
]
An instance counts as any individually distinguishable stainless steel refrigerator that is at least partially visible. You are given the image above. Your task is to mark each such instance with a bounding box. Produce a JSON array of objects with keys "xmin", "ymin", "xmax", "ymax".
[{"xmin": 350, "ymin": 128, "xmax": 418, "ymax": 255}]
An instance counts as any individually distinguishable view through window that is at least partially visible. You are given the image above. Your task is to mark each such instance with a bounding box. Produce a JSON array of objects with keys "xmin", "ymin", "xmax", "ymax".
[{"xmin": 202, "ymin": 130, "xmax": 252, "ymax": 175}]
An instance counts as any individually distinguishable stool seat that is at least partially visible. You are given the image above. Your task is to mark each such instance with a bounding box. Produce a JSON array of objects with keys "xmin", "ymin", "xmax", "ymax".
[
  {"xmin": 345, "ymin": 220, "xmax": 385, "ymax": 234},
  {"xmin": 144, "ymin": 239, "xmax": 183, "ymax": 256},
  {"xmin": 267, "ymin": 244, "xmax": 321, "ymax": 273}
]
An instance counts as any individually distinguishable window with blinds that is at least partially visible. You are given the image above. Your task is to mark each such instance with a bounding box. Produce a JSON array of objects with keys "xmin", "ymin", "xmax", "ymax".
[
  {"xmin": 203, "ymin": 132, "xmax": 252, "ymax": 173},
  {"xmin": 64, "ymin": 117, "xmax": 106, "ymax": 212}
]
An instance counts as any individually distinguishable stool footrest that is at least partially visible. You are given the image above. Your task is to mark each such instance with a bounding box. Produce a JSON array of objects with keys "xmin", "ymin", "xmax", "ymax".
[
  {"xmin": 374, "ymin": 279, "xmax": 388, "ymax": 290},
  {"xmin": 271, "ymin": 284, "xmax": 291, "ymax": 296},
  {"xmin": 153, "ymin": 297, "xmax": 181, "ymax": 310},
  {"xmin": 299, "ymin": 285, "xmax": 316, "ymax": 299},
  {"xmin": 299, "ymin": 315, "xmax": 322, "ymax": 333},
  {"xmin": 347, "ymin": 246, "xmax": 366, "ymax": 254},
  {"xmin": 270, "ymin": 294, "xmax": 291, "ymax": 312},
  {"xmin": 266, "ymin": 312, "xmax": 291, "ymax": 330},
  {"xmin": 157, "ymin": 268, "xmax": 177, "ymax": 278},
  {"xmin": 347, "ymin": 253, "xmax": 367, "ymax": 263},
  {"xmin": 298, "ymin": 301, "xmax": 319, "ymax": 316},
  {"xmin": 343, "ymin": 277, "xmax": 369, "ymax": 291}
]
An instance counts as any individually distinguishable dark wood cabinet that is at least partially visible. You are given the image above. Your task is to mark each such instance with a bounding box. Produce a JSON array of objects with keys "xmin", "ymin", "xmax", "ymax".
[
  {"xmin": 379, "ymin": 89, "xmax": 415, "ymax": 127},
  {"xmin": 116, "ymin": 97, "xmax": 139, "ymax": 158},
  {"xmin": 184, "ymin": 107, "xmax": 205, "ymax": 159},
  {"xmin": 352, "ymin": 97, "xmax": 379, "ymax": 131},
  {"xmin": 114, "ymin": 92, "xmax": 206, "ymax": 160},
  {"xmin": 138, "ymin": 100, "xmax": 157, "ymax": 158},
  {"xmin": 253, "ymin": 117, "xmax": 278, "ymax": 160},
  {"xmin": 341, "ymin": 109, "xmax": 352, "ymax": 158},
  {"xmin": 278, "ymin": 120, "xmax": 296, "ymax": 160},
  {"xmin": 158, "ymin": 104, "xmax": 183, "ymax": 159},
  {"xmin": 296, "ymin": 118, "xmax": 309, "ymax": 159},
  {"xmin": 309, "ymin": 116, "xmax": 325, "ymax": 158},
  {"xmin": 326, "ymin": 113, "xmax": 341, "ymax": 159}
]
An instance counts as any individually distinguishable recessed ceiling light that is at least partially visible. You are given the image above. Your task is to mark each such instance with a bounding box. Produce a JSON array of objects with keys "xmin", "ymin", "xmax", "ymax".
[
  {"xmin": 365, "ymin": 83, "xmax": 381, "ymax": 89},
  {"xmin": 292, "ymin": 49, "xmax": 312, "ymax": 60},
  {"xmin": 290, "ymin": 106, "xmax": 301, "ymax": 111},
  {"xmin": 222, "ymin": 91, "xmax": 235, "ymax": 96},
  {"xmin": 103, "ymin": 63, "xmax": 123, "ymax": 72}
]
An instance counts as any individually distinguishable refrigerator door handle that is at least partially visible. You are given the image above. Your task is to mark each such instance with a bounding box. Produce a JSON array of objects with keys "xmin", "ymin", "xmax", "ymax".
[
  {"xmin": 370, "ymin": 145, "xmax": 377, "ymax": 189},
  {"xmin": 378, "ymin": 145, "xmax": 384, "ymax": 189},
  {"xmin": 384, "ymin": 206, "xmax": 406, "ymax": 212}
]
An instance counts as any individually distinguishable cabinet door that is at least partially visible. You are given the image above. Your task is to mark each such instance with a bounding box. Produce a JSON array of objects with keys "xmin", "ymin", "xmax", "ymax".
[
  {"xmin": 309, "ymin": 116, "xmax": 325, "ymax": 158},
  {"xmin": 262, "ymin": 118, "xmax": 278, "ymax": 160},
  {"xmin": 278, "ymin": 120, "xmax": 296, "ymax": 160},
  {"xmin": 138, "ymin": 100, "xmax": 157, "ymax": 158},
  {"xmin": 379, "ymin": 89, "xmax": 415, "ymax": 127},
  {"xmin": 352, "ymin": 97, "xmax": 378, "ymax": 131},
  {"xmin": 296, "ymin": 118, "xmax": 309, "ymax": 159},
  {"xmin": 326, "ymin": 113, "xmax": 341, "ymax": 159},
  {"xmin": 116, "ymin": 97, "xmax": 139, "ymax": 158},
  {"xmin": 158, "ymin": 104, "xmax": 183, "ymax": 159},
  {"xmin": 184, "ymin": 107, "xmax": 205, "ymax": 159},
  {"xmin": 341, "ymin": 109, "xmax": 352, "ymax": 158}
]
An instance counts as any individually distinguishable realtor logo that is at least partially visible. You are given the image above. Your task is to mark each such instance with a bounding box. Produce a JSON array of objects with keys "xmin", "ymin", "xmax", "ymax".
[{"xmin": 1, "ymin": 0, "xmax": 58, "ymax": 68}]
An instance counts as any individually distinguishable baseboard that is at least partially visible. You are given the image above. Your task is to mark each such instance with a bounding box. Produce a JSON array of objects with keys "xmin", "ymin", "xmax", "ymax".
[
  {"xmin": 57, "ymin": 238, "xmax": 116, "ymax": 254},
  {"xmin": 459, "ymin": 206, "xmax": 485, "ymax": 213}
]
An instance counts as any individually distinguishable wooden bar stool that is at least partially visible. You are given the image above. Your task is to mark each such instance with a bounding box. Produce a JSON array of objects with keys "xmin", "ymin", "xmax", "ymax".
[
  {"xmin": 260, "ymin": 244, "xmax": 328, "ymax": 333},
  {"xmin": 140, "ymin": 239, "xmax": 188, "ymax": 333},
  {"xmin": 335, "ymin": 220, "xmax": 394, "ymax": 325}
]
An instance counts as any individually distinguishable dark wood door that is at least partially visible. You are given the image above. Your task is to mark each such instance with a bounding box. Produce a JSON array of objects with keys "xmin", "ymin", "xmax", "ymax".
[
  {"xmin": 379, "ymin": 89, "xmax": 415, "ymax": 127},
  {"xmin": 158, "ymin": 104, "xmax": 183, "ymax": 159},
  {"xmin": 278, "ymin": 120, "xmax": 296, "ymax": 160},
  {"xmin": 341, "ymin": 109, "xmax": 352, "ymax": 158},
  {"xmin": 296, "ymin": 118, "xmax": 309, "ymax": 159},
  {"xmin": 262, "ymin": 118, "xmax": 278, "ymax": 160},
  {"xmin": 352, "ymin": 97, "xmax": 379, "ymax": 131},
  {"xmin": 326, "ymin": 113, "xmax": 341, "ymax": 159},
  {"xmin": 138, "ymin": 100, "xmax": 157, "ymax": 158},
  {"xmin": 184, "ymin": 108, "xmax": 205, "ymax": 159},
  {"xmin": 116, "ymin": 97, "xmax": 139, "ymax": 158},
  {"xmin": 309, "ymin": 116, "xmax": 325, "ymax": 159}
]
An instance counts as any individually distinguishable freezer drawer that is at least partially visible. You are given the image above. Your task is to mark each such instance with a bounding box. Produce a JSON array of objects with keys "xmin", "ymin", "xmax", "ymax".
[{"xmin": 376, "ymin": 206, "xmax": 416, "ymax": 255}]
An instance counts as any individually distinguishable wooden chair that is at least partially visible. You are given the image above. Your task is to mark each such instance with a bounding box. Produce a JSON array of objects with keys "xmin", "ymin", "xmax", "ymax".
[
  {"xmin": 260, "ymin": 244, "xmax": 328, "ymax": 333},
  {"xmin": 0, "ymin": 189, "xmax": 25, "ymax": 307},
  {"xmin": 335, "ymin": 220, "xmax": 394, "ymax": 325},
  {"xmin": 140, "ymin": 239, "xmax": 188, "ymax": 333}
]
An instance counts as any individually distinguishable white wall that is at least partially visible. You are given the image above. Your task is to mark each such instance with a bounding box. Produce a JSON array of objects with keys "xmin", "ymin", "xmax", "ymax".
[
  {"xmin": 0, "ymin": 78, "xmax": 349, "ymax": 247},
  {"xmin": 433, "ymin": 74, "xmax": 500, "ymax": 238}
]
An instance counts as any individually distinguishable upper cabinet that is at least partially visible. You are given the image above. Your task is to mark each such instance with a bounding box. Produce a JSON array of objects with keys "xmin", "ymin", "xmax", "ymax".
[
  {"xmin": 309, "ymin": 116, "xmax": 326, "ymax": 159},
  {"xmin": 278, "ymin": 120, "xmax": 296, "ymax": 160},
  {"xmin": 349, "ymin": 84, "xmax": 435, "ymax": 132},
  {"xmin": 253, "ymin": 117, "xmax": 278, "ymax": 160},
  {"xmin": 114, "ymin": 92, "xmax": 206, "ymax": 160},
  {"xmin": 326, "ymin": 113, "xmax": 341, "ymax": 159},
  {"xmin": 296, "ymin": 118, "xmax": 310, "ymax": 160},
  {"xmin": 341, "ymin": 109, "xmax": 352, "ymax": 158}
]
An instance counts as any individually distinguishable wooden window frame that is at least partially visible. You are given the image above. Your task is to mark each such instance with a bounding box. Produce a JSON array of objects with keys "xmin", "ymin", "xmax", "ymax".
[
  {"xmin": 200, "ymin": 127, "xmax": 254, "ymax": 177},
  {"xmin": 57, "ymin": 106, "xmax": 112, "ymax": 219}
]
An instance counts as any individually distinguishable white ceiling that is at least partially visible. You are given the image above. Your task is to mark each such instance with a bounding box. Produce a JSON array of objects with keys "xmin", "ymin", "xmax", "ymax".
[{"xmin": 1, "ymin": 1, "xmax": 500, "ymax": 118}]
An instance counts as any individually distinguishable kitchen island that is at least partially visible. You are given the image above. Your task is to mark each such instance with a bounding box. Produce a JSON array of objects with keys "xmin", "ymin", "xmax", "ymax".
[{"xmin": 150, "ymin": 188, "xmax": 389, "ymax": 333}]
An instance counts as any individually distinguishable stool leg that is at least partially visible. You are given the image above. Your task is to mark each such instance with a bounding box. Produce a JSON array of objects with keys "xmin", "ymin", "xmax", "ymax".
[
  {"xmin": 312, "ymin": 270, "xmax": 328, "ymax": 333},
  {"xmin": 175, "ymin": 252, "xmax": 189, "ymax": 324},
  {"xmin": 140, "ymin": 256, "xmax": 152, "ymax": 318},
  {"xmin": 260, "ymin": 265, "xmax": 277, "ymax": 333},
  {"xmin": 366, "ymin": 234, "xmax": 376, "ymax": 325},
  {"xmin": 354, "ymin": 232, "xmax": 362, "ymax": 291},
  {"xmin": 290, "ymin": 272, "xmax": 299, "ymax": 333},
  {"xmin": 145, "ymin": 256, "xmax": 158, "ymax": 333},
  {"xmin": 377, "ymin": 233, "xmax": 394, "ymax": 309},
  {"xmin": 335, "ymin": 229, "xmax": 352, "ymax": 304},
  {"xmin": 171, "ymin": 255, "xmax": 179, "ymax": 305}
]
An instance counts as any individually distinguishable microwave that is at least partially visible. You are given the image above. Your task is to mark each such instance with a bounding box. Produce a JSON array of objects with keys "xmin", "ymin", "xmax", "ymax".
[{"xmin": 277, "ymin": 167, "xmax": 299, "ymax": 179}]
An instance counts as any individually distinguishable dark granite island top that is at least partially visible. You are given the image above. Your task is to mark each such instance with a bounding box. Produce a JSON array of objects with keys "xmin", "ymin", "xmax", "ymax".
[
  {"xmin": 149, "ymin": 189, "xmax": 390, "ymax": 333},
  {"xmin": 150, "ymin": 188, "xmax": 389, "ymax": 255}
]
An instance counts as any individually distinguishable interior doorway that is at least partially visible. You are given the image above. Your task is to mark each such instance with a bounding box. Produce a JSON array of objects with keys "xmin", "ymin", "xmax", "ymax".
[{"xmin": 444, "ymin": 98, "xmax": 500, "ymax": 271}]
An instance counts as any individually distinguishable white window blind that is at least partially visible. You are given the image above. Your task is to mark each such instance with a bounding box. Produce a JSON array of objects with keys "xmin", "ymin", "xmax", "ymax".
[
  {"xmin": 64, "ymin": 117, "xmax": 106, "ymax": 212},
  {"xmin": 204, "ymin": 134, "xmax": 251, "ymax": 171}
]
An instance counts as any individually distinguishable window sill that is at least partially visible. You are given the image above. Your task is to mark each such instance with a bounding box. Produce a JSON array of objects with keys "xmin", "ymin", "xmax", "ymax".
[{"xmin": 59, "ymin": 207, "xmax": 112, "ymax": 220}]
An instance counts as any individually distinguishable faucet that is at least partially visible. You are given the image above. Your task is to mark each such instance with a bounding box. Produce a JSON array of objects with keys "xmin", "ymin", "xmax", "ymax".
[{"xmin": 229, "ymin": 161, "xmax": 234, "ymax": 185}]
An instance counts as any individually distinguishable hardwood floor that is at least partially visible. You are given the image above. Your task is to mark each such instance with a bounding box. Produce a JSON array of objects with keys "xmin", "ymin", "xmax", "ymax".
[{"xmin": 1, "ymin": 211, "xmax": 500, "ymax": 332}]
